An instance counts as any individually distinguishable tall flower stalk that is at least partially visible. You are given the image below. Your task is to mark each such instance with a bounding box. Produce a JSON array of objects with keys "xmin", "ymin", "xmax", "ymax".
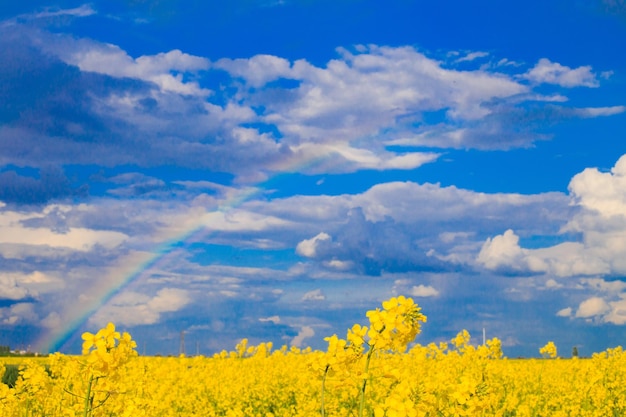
[
  {"xmin": 316, "ymin": 295, "xmax": 427, "ymax": 417},
  {"xmin": 78, "ymin": 322, "xmax": 137, "ymax": 417}
]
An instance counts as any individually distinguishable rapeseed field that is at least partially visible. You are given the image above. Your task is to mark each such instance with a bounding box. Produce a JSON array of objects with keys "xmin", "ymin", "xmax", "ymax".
[{"xmin": 2, "ymin": 296, "xmax": 625, "ymax": 416}]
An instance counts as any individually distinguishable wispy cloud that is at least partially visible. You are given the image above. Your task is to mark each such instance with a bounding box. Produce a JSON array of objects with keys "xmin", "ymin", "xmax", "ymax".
[
  {"xmin": 455, "ymin": 51, "xmax": 489, "ymax": 63},
  {"xmin": 10, "ymin": 4, "xmax": 97, "ymax": 23}
]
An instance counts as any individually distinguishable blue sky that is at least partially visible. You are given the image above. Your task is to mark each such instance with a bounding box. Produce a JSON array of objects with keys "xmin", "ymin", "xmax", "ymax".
[{"xmin": 1, "ymin": 0, "xmax": 626, "ymax": 357}]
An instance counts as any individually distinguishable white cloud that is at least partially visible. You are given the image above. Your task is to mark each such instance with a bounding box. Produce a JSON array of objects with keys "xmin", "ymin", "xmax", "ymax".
[
  {"xmin": 0, "ymin": 204, "xmax": 128, "ymax": 256},
  {"xmin": 477, "ymin": 229, "xmax": 525, "ymax": 271},
  {"xmin": 263, "ymin": 45, "xmax": 527, "ymax": 138},
  {"xmin": 0, "ymin": 225, "xmax": 127, "ymax": 253},
  {"xmin": 455, "ymin": 51, "xmax": 489, "ymax": 63},
  {"xmin": 604, "ymin": 298, "xmax": 626, "ymax": 325},
  {"xmin": 568, "ymin": 154, "xmax": 626, "ymax": 218},
  {"xmin": 0, "ymin": 276, "xmax": 30, "ymax": 300},
  {"xmin": 323, "ymin": 259, "xmax": 353, "ymax": 270},
  {"xmin": 296, "ymin": 232, "xmax": 331, "ymax": 258},
  {"xmin": 409, "ymin": 284, "xmax": 439, "ymax": 297},
  {"xmin": 439, "ymin": 232, "xmax": 474, "ymax": 244},
  {"xmin": 201, "ymin": 209, "xmax": 293, "ymax": 233},
  {"xmin": 238, "ymin": 179, "xmax": 570, "ymax": 277},
  {"xmin": 40, "ymin": 311, "xmax": 62, "ymax": 329},
  {"xmin": 290, "ymin": 325, "xmax": 314, "ymax": 348},
  {"xmin": 496, "ymin": 58, "xmax": 522, "ymax": 67},
  {"xmin": 43, "ymin": 5, "xmax": 96, "ymax": 18},
  {"xmin": 214, "ymin": 54, "xmax": 293, "ymax": 87},
  {"xmin": 580, "ymin": 278, "xmax": 626, "ymax": 294},
  {"xmin": 90, "ymin": 288, "xmax": 191, "ymax": 327},
  {"xmin": 61, "ymin": 43, "xmax": 211, "ymax": 96},
  {"xmin": 576, "ymin": 106, "xmax": 626, "ymax": 117},
  {"xmin": 352, "ymin": 181, "xmax": 567, "ymax": 225},
  {"xmin": 1, "ymin": 303, "xmax": 38, "ymax": 325},
  {"xmin": 2, "ymin": 270, "xmax": 62, "ymax": 298},
  {"xmin": 259, "ymin": 315, "xmax": 281, "ymax": 324},
  {"xmin": 478, "ymin": 154, "xmax": 626, "ymax": 278},
  {"xmin": 478, "ymin": 230, "xmax": 610, "ymax": 277},
  {"xmin": 576, "ymin": 296, "xmax": 610, "ymax": 318},
  {"xmin": 276, "ymin": 143, "xmax": 440, "ymax": 174},
  {"xmin": 217, "ymin": 44, "xmax": 549, "ymax": 154},
  {"xmin": 545, "ymin": 279, "xmax": 563, "ymax": 289},
  {"xmin": 148, "ymin": 288, "xmax": 190, "ymax": 312},
  {"xmin": 556, "ymin": 307, "xmax": 572, "ymax": 317},
  {"xmin": 302, "ymin": 289, "xmax": 326, "ymax": 301},
  {"xmin": 18, "ymin": 5, "xmax": 96, "ymax": 20},
  {"xmin": 566, "ymin": 293, "xmax": 626, "ymax": 325},
  {"xmin": 523, "ymin": 58, "xmax": 599, "ymax": 87},
  {"xmin": 6, "ymin": 28, "xmax": 622, "ymax": 178}
]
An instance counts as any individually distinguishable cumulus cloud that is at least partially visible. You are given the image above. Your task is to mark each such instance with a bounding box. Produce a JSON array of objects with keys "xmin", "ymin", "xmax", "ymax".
[
  {"xmin": 56, "ymin": 42, "xmax": 211, "ymax": 96},
  {"xmin": 0, "ymin": 25, "xmax": 273, "ymax": 175},
  {"xmin": 478, "ymin": 154, "xmax": 626, "ymax": 278},
  {"xmin": 296, "ymin": 232, "xmax": 331, "ymax": 258},
  {"xmin": 477, "ymin": 229, "xmax": 525, "ymax": 271},
  {"xmin": 568, "ymin": 154, "xmax": 626, "ymax": 218},
  {"xmin": 556, "ymin": 307, "xmax": 572, "ymax": 317},
  {"xmin": 478, "ymin": 230, "xmax": 610, "ymax": 277},
  {"xmin": 604, "ymin": 298, "xmax": 626, "ymax": 325},
  {"xmin": 248, "ymin": 45, "xmax": 531, "ymax": 153},
  {"xmin": 323, "ymin": 259, "xmax": 353, "ymax": 271},
  {"xmin": 1, "ymin": 7, "xmax": 624, "ymax": 353},
  {"xmin": 580, "ymin": 278, "xmax": 626, "ymax": 294},
  {"xmin": 522, "ymin": 58, "xmax": 599, "ymax": 87},
  {"xmin": 1, "ymin": 20, "xmax": 622, "ymax": 178},
  {"xmin": 544, "ymin": 279, "xmax": 563, "ymax": 289},
  {"xmin": 409, "ymin": 284, "xmax": 439, "ymax": 297},
  {"xmin": 565, "ymin": 293, "xmax": 626, "ymax": 325},
  {"xmin": 0, "ymin": 276, "xmax": 31, "ymax": 301},
  {"xmin": 290, "ymin": 325, "xmax": 314, "ymax": 348},
  {"xmin": 90, "ymin": 288, "xmax": 191, "ymax": 327},
  {"xmin": 215, "ymin": 54, "xmax": 293, "ymax": 88},
  {"xmin": 576, "ymin": 296, "xmax": 610, "ymax": 318},
  {"xmin": 248, "ymin": 180, "xmax": 571, "ymax": 275},
  {"xmin": 213, "ymin": 45, "xmax": 622, "ymax": 156},
  {"xmin": 1, "ymin": 303, "xmax": 38, "ymax": 325}
]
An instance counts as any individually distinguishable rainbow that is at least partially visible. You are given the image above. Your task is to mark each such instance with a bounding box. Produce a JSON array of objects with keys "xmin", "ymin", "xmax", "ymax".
[{"xmin": 35, "ymin": 151, "xmax": 335, "ymax": 353}]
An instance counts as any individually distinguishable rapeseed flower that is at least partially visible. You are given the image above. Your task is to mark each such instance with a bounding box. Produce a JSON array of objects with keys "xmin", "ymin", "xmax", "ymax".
[{"xmin": 539, "ymin": 341, "xmax": 558, "ymax": 359}]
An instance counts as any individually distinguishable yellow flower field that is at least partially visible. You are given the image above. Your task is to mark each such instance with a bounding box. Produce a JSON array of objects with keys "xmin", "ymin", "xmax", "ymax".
[{"xmin": 2, "ymin": 296, "xmax": 626, "ymax": 417}]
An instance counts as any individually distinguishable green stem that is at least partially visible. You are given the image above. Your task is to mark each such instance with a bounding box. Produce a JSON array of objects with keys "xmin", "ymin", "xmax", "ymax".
[
  {"xmin": 358, "ymin": 347, "xmax": 375, "ymax": 417},
  {"xmin": 321, "ymin": 365, "xmax": 329, "ymax": 417},
  {"xmin": 83, "ymin": 374, "xmax": 94, "ymax": 417}
]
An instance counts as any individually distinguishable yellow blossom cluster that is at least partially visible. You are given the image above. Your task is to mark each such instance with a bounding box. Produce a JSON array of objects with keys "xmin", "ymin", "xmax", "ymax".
[
  {"xmin": 3, "ymin": 299, "xmax": 626, "ymax": 416},
  {"xmin": 366, "ymin": 295, "xmax": 427, "ymax": 353},
  {"xmin": 539, "ymin": 341, "xmax": 558, "ymax": 359}
]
